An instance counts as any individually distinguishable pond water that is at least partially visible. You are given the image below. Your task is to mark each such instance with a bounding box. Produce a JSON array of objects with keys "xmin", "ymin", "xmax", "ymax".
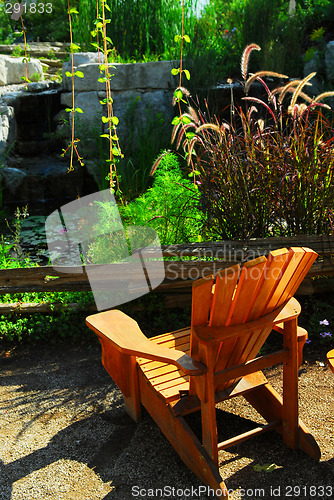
[{"xmin": 0, "ymin": 203, "xmax": 59, "ymax": 265}]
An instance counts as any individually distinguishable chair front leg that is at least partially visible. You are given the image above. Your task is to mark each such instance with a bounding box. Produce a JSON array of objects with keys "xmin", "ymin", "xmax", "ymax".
[
  {"xmin": 282, "ymin": 317, "xmax": 299, "ymax": 449},
  {"xmin": 99, "ymin": 336, "xmax": 141, "ymax": 423},
  {"xmin": 202, "ymin": 372, "xmax": 219, "ymax": 466},
  {"xmin": 193, "ymin": 371, "xmax": 219, "ymax": 466}
]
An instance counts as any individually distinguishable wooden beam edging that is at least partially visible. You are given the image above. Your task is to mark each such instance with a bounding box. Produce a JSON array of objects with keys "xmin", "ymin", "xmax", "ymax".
[
  {"xmin": 161, "ymin": 234, "xmax": 334, "ymax": 259},
  {"xmin": 0, "ymin": 235, "xmax": 334, "ymax": 295},
  {"xmin": 0, "ymin": 258, "xmax": 334, "ymax": 296}
]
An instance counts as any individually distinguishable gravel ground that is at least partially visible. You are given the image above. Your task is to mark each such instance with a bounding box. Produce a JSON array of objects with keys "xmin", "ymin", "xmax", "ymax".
[{"xmin": 0, "ymin": 341, "xmax": 333, "ymax": 500}]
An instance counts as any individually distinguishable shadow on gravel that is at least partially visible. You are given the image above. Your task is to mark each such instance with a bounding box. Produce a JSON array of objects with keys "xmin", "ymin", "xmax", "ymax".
[{"xmin": 0, "ymin": 343, "xmax": 333, "ymax": 500}]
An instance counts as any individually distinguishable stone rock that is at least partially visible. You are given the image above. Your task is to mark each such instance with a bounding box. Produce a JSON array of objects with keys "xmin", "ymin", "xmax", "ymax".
[
  {"xmin": 303, "ymin": 56, "xmax": 323, "ymax": 96},
  {"xmin": 325, "ymin": 41, "xmax": 334, "ymax": 81},
  {"xmin": 74, "ymin": 91, "xmax": 103, "ymax": 126},
  {"xmin": 60, "ymin": 91, "xmax": 104, "ymax": 159},
  {"xmin": 62, "ymin": 57, "xmax": 178, "ymax": 92},
  {"xmin": 110, "ymin": 89, "xmax": 173, "ymax": 141},
  {"xmin": 0, "ymin": 60, "xmax": 6, "ymax": 86},
  {"xmin": 25, "ymin": 81, "xmax": 59, "ymax": 93},
  {"xmin": 0, "ymin": 55, "xmax": 44, "ymax": 86},
  {"xmin": 71, "ymin": 52, "xmax": 100, "ymax": 66},
  {"xmin": 0, "ymin": 105, "xmax": 16, "ymax": 155},
  {"xmin": 52, "ymin": 109, "xmax": 68, "ymax": 124},
  {"xmin": 62, "ymin": 62, "xmax": 104, "ymax": 92},
  {"xmin": 109, "ymin": 60, "xmax": 177, "ymax": 90},
  {"xmin": 2, "ymin": 158, "xmax": 84, "ymax": 203},
  {"xmin": 60, "ymin": 56, "xmax": 177, "ymax": 161},
  {"xmin": 84, "ymin": 159, "xmax": 103, "ymax": 187},
  {"xmin": 60, "ymin": 87, "xmax": 174, "ymax": 159},
  {"xmin": 1, "ymin": 166, "xmax": 27, "ymax": 194},
  {"xmin": 60, "ymin": 91, "xmax": 73, "ymax": 107}
]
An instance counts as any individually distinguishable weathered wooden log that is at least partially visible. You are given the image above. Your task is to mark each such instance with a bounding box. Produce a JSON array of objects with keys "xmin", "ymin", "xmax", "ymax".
[
  {"xmin": 0, "ymin": 259, "xmax": 333, "ymax": 295},
  {"xmin": 161, "ymin": 234, "xmax": 334, "ymax": 258},
  {"xmin": 0, "ymin": 237, "xmax": 333, "ymax": 301}
]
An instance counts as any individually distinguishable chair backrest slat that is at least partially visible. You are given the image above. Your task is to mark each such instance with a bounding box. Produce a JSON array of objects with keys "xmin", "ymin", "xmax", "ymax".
[
  {"xmin": 246, "ymin": 248, "xmax": 290, "ymax": 320},
  {"xmin": 226, "ymin": 256, "xmax": 267, "ymax": 326},
  {"xmin": 191, "ymin": 275, "xmax": 214, "ymax": 360},
  {"xmin": 209, "ymin": 265, "xmax": 240, "ymax": 327},
  {"xmin": 191, "ymin": 247, "xmax": 317, "ymax": 388},
  {"xmin": 217, "ymin": 257, "xmax": 268, "ymax": 373},
  {"xmin": 263, "ymin": 248, "xmax": 316, "ymax": 314},
  {"xmin": 191, "ymin": 275, "xmax": 214, "ymax": 326}
]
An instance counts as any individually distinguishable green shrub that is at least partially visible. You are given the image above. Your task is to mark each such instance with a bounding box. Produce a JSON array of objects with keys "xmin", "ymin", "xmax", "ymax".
[
  {"xmin": 118, "ymin": 96, "xmax": 172, "ymax": 201},
  {"xmin": 0, "ymin": 299, "xmax": 92, "ymax": 344},
  {"xmin": 120, "ymin": 151, "xmax": 203, "ymax": 245},
  {"xmin": 86, "ymin": 151, "xmax": 203, "ymax": 261},
  {"xmin": 172, "ymin": 45, "xmax": 334, "ymax": 240},
  {"xmin": 0, "ymin": 217, "xmax": 94, "ymax": 344},
  {"xmin": 72, "ymin": 0, "xmax": 198, "ymax": 60},
  {"xmin": 193, "ymin": 0, "xmax": 334, "ymax": 83}
]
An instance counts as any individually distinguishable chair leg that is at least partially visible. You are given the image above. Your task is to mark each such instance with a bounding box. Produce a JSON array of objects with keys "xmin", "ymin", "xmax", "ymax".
[
  {"xmin": 138, "ymin": 372, "xmax": 229, "ymax": 498},
  {"xmin": 282, "ymin": 318, "xmax": 299, "ymax": 448},
  {"xmin": 244, "ymin": 382, "xmax": 321, "ymax": 460},
  {"xmin": 122, "ymin": 355, "xmax": 141, "ymax": 423},
  {"xmin": 199, "ymin": 373, "xmax": 219, "ymax": 466},
  {"xmin": 99, "ymin": 337, "xmax": 141, "ymax": 423}
]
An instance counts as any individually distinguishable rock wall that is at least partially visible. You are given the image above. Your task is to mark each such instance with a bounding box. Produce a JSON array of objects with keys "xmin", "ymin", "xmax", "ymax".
[
  {"xmin": 0, "ymin": 82, "xmax": 84, "ymax": 205},
  {"xmin": 304, "ymin": 40, "xmax": 334, "ymax": 95},
  {"xmin": 0, "ymin": 54, "xmax": 44, "ymax": 154},
  {"xmin": 0, "ymin": 55, "xmax": 43, "ymax": 86},
  {"xmin": 0, "ymin": 103, "xmax": 16, "ymax": 155},
  {"xmin": 61, "ymin": 54, "xmax": 178, "ymax": 162}
]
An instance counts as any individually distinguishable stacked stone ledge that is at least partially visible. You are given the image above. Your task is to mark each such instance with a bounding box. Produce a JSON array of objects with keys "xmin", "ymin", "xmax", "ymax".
[{"xmin": 60, "ymin": 54, "xmax": 178, "ymax": 168}]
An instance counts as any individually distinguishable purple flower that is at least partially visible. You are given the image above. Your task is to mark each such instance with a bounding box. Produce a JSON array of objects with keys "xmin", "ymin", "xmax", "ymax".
[
  {"xmin": 319, "ymin": 319, "xmax": 329, "ymax": 325},
  {"xmin": 320, "ymin": 332, "xmax": 332, "ymax": 338},
  {"xmin": 58, "ymin": 228, "xmax": 68, "ymax": 234},
  {"xmin": 305, "ymin": 339, "xmax": 311, "ymax": 344}
]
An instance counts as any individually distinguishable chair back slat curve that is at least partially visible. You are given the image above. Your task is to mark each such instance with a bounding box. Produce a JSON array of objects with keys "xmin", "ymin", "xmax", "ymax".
[{"xmin": 190, "ymin": 247, "xmax": 318, "ymax": 385}]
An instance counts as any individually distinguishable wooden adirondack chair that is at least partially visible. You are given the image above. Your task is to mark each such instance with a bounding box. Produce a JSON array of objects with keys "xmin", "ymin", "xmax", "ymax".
[
  {"xmin": 86, "ymin": 247, "xmax": 321, "ymax": 498},
  {"xmin": 327, "ymin": 349, "xmax": 334, "ymax": 373}
]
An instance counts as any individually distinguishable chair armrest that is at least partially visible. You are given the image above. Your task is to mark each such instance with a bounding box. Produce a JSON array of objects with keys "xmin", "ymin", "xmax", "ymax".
[
  {"xmin": 327, "ymin": 349, "xmax": 334, "ymax": 373},
  {"xmin": 86, "ymin": 309, "xmax": 206, "ymax": 376},
  {"xmin": 273, "ymin": 323, "xmax": 307, "ymax": 339},
  {"xmin": 193, "ymin": 297, "xmax": 301, "ymax": 344}
]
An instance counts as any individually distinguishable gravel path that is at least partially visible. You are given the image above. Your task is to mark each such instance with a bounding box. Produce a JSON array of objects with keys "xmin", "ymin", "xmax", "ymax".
[{"xmin": 0, "ymin": 342, "xmax": 333, "ymax": 500}]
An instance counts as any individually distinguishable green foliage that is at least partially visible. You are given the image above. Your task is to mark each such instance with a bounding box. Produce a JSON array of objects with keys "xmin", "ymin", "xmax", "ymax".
[
  {"xmin": 120, "ymin": 151, "xmax": 203, "ymax": 245},
  {"xmin": 117, "ymin": 96, "xmax": 171, "ymax": 201},
  {"xmin": 304, "ymin": 22, "xmax": 329, "ymax": 85},
  {"xmin": 192, "ymin": 0, "xmax": 334, "ymax": 83},
  {"xmin": 72, "ymin": 0, "xmax": 198, "ymax": 60},
  {"xmin": 0, "ymin": 0, "xmax": 69, "ymax": 43},
  {"xmin": 30, "ymin": 72, "xmax": 41, "ymax": 82},
  {"xmin": 173, "ymin": 47, "xmax": 334, "ymax": 240},
  {"xmin": 0, "ymin": 216, "xmax": 93, "ymax": 343},
  {"xmin": 85, "ymin": 151, "xmax": 203, "ymax": 265},
  {"xmin": 184, "ymin": 0, "xmax": 244, "ymax": 84},
  {"xmin": 300, "ymin": 291, "xmax": 334, "ymax": 346},
  {"xmin": 11, "ymin": 44, "xmax": 23, "ymax": 57},
  {"xmin": 298, "ymin": 0, "xmax": 334, "ymax": 35},
  {"xmin": 0, "ymin": 4, "xmax": 13, "ymax": 44},
  {"xmin": 0, "ymin": 290, "xmax": 93, "ymax": 343},
  {"xmin": 239, "ymin": 0, "xmax": 285, "ymax": 71}
]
